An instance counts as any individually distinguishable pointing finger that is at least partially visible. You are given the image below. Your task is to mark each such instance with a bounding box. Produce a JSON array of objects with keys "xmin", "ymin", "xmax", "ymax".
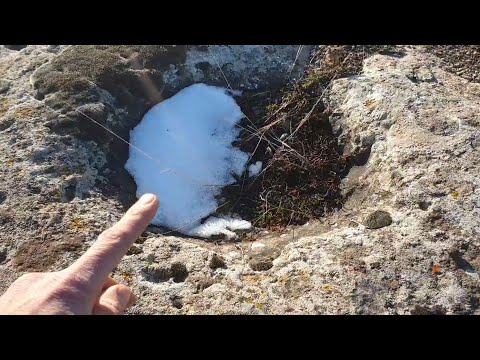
[{"xmin": 66, "ymin": 193, "xmax": 159, "ymax": 292}]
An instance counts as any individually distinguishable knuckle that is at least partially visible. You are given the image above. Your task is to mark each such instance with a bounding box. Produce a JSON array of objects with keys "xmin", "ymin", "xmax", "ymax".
[
  {"xmin": 127, "ymin": 207, "xmax": 144, "ymax": 218},
  {"xmin": 60, "ymin": 269, "xmax": 94, "ymax": 293},
  {"xmin": 16, "ymin": 272, "xmax": 41, "ymax": 283},
  {"xmin": 100, "ymin": 228, "xmax": 127, "ymax": 244}
]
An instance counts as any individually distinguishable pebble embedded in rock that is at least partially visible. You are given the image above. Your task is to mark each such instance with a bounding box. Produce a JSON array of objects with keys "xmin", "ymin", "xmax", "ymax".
[
  {"xmin": 0, "ymin": 117, "xmax": 15, "ymax": 132},
  {"xmin": 0, "ymin": 79, "xmax": 10, "ymax": 94},
  {"xmin": 0, "ymin": 210, "xmax": 12, "ymax": 225},
  {"xmin": 249, "ymin": 257, "xmax": 273, "ymax": 271},
  {"xmin": 410, "ymin": 305, "xmax": 433, "ymax": 315},
  {"xmin": 171, "ymin": 261, "xmax": 189, "ymax": 282},
  {"xmin": 209, "ymin": 253, "xmax": 227, "ymax": 270},
  {"xmin": 363, "ymin": 210, "xmax": 392, "ymax": 229},
  {"xmin": 127, "ymin": 244, "xmax": 143, "ymax": 255},
  {"xmin": 0, "ymin": 191, "xmax": 6, "ymax": 204},
  {"xmin": 170, "ymin": 295, "xmax": 184, "ymax": 309},
  {"xmin": 189, "ymin": 275, "xmax": 214, "ymax": 293}
]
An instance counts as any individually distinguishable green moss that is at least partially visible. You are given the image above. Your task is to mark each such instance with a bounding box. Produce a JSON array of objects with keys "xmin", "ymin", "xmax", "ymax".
[{"xmin": 33, "ymin": 45, "xmax": 186, "ymax": 99}]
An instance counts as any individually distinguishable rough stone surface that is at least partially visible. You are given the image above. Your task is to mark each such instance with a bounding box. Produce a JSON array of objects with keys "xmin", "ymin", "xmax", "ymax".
[
  {"xmin": 363, "ymin": 211, "xmax": 392, "ymax": 229},
  {"xmin": 1, "ymin": 45, "xmax": 479, "ymax": 314}
]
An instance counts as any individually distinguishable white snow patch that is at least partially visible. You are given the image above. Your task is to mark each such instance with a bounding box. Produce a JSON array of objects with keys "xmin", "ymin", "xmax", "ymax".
[
  {"xmin": 248, "ymin": 161, "xmax": 262, "ymax": 177},
  {"xmin": 125, "ymin": 83, "xmax": 252, "ymax": 238},
  {"xmin": 251, "ymin": 242, "xmax": 266, "ymax": 250},
  {"xmin": 191, "ymin": 216, "xmax": 252, "ymax": 239}
]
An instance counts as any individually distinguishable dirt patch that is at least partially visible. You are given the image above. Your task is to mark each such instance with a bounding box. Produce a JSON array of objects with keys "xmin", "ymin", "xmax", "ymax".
[{"xmin": 12, "ymin": 236, "xmax": 85, "ymax": 272}]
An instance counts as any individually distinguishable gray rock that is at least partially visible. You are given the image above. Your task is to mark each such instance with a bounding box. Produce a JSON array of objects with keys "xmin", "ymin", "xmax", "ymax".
[{"xmin": 1, "ymin": 45, "xmax": 480, "ymax": 314}]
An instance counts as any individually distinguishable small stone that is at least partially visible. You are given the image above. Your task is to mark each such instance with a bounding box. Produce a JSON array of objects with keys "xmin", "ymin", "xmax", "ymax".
[
  {"xmin": 189, "ymin": 275, "xmax": 214, "ymax": 293},
  {"xmin": 418, "ymin": 200, "xmax": 431, "ymax": 211},
  {"xmin": 0, "ymin": 249, "xmax": 6, "ymax": 264},
  {"xmin": 410, "ymin": 305, "xmax": 433, "ymax": 315},
  {"xmin": 0, "ymin": 210, "xmax": 12, "ymax": 225},
  {"xmin": 0, "ymin": 79, "xmax": 11, "ymax": 94},
  {"xmin": 135, "ymin": 235, "xmax": 148, "ymax": 244},
  {"xmin": 46, "ymin": 45, "xmax": 60, "ymax": 53},
  {"xmin": 363, "ymin": 210, "xmax": 392, "ymax": 229},
  {"xmin": 145, "ymin": 253, "xmax": 155, "ymax": 263},
  {"xmin": 249, "ymin": 257, "xmax": 273, "ymax": 271},
  {"xmin": 0, "ymin": 191, "xmax": 6, "ymax": 204},
  {"xmin": 0, "ymin": 117, "xmax": 15, "ymax": 132},
  {"xmin": 226, "ymin": 251, "xmax": 241, "ymax": 260},
  {"xmin": 127, "ymin": 244, "xmax": 143, "ymax": 255},
  {"xmin": 415, "ymin": 68, "xmax": 436, "ymax": 82},
  {"xmin": 170, "ymin": 295, "xmax": 183, "ymax": 309},
  {"xmin": 209, "ymin": 253, "xmax": 227, "ymax": 270},
  {"xmin": 171, "ymin": 261, "xmax": 188, "ymax": 282}
]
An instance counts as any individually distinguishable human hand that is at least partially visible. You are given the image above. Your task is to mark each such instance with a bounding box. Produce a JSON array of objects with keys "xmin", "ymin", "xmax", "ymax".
[{"xmin": 0, "ymin": 193, "xmax": 159, "ymax": 315}]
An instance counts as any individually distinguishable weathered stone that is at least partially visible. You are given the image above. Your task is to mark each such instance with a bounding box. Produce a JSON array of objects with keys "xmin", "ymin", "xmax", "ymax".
[{"xmin": 363, "ymin": 211, "xmax": 393, "ymax": 229}]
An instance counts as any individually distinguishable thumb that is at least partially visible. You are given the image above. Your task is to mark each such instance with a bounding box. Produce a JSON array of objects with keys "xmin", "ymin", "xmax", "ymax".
[{"xmin": 93, "ymin": 284, "xmax": 136, "ymax": 315}]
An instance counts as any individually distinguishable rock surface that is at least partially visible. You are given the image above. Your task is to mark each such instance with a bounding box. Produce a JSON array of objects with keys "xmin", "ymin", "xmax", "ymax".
[{"xmin": 1, "ymin": 45, "xmax": 479, "ymax": 314}]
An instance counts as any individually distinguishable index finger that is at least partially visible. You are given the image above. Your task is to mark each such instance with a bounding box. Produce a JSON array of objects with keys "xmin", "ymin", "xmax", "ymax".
[{"xmin": 66, "ymin": 193, "xmax": 159, "ymax": 292}]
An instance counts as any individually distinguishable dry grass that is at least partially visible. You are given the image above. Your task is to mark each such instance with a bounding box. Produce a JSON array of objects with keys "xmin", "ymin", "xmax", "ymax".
[{"xmin": 221, "ymin": 45, "xmax": 406, "ymax": 230}]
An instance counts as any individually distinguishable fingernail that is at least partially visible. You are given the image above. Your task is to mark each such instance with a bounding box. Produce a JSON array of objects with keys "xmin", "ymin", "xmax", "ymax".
[{"xmin": 139, "ymin": 193, "xmax": 156, "ymax": 205}]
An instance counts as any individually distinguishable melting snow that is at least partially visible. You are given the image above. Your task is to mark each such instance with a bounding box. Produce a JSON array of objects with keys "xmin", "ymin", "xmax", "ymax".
[{"xmin": 125, "ymin": 83, "xmax": 253, "ymax": 238}]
